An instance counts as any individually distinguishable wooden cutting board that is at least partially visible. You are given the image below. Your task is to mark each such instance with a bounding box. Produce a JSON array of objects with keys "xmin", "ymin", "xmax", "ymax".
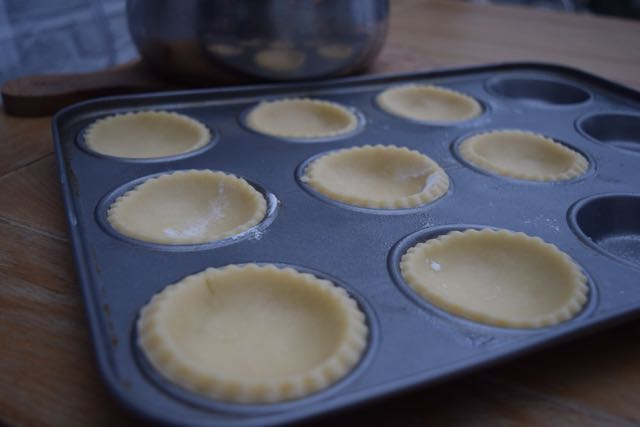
[{"xmin": 1, "ymin": 60, "xmax": 183, "ymax": 116}]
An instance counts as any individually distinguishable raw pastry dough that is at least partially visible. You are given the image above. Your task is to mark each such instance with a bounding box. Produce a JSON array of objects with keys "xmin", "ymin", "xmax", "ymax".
[
  {"xmin": 254, "ymin": 48, "xmax": 305, "ymax": 72},
  {"xmin": 302, "ymin": 145, "xmax": 449, "ymax": 209},
  {"xmin": 459, "ymin": 130, "xmax": 588, "ymax": 181},
  {"xmin": 246, "ymin": 98, "xmax": 359, "ymax": 139},
  {"xmin": 84, "ymin": 111, "xmax": 210, "ymax": 159},
  {"xmin": 107, "ymin": 170, "xmax": 266, "ymax": 245},
  {"xmin": 400, "ymin": 229, "xmax": 588, "ymax": 328},
  {"xmin": 138, "ymin": 264, "xmax": 368, "ymax": 403},
  {"xmin": 377, "ymin": 84, "xmax": 482, "ymax": 123}
]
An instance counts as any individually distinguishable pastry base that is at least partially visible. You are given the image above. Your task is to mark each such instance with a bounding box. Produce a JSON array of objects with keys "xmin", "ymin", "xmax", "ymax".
[
  {"xmin": 400, "ymin": 229, "xmax": 588, "ymax": 328},
  {"xmin": 107, "ymin": 170, "xmax": 266, "ymax": 245},
  {"xmin": 302, "ymin": 145, "xmax": 449, "ymax": 209},
  {"xmin": 246, "ymin": 98, "xmax": 358, "ymax": 139},
  {"xmin": 377, "ymin": 84, "xmax": 482, "ymax": 123},
  {"xmin": 138, "ymin": 264, "xmax": 368, "ymax": 403},
  {"xmin": 84, "ymin": 111, "xmax": 210, "ymax": 159},
  {"xmin": 459, "ymin": 130, "xmax": 588, "ymax": 181}
]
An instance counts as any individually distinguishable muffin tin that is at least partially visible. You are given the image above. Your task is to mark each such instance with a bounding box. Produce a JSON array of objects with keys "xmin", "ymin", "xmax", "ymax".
[{"xmin": 52, "ymin": 62, "xmax": 640, "ymax": 426}]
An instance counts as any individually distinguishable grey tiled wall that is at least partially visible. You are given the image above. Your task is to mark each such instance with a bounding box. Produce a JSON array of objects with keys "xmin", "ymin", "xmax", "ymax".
[{"xmin": 0, "ymin": 0, "xmax": 137, "ymax": 84}]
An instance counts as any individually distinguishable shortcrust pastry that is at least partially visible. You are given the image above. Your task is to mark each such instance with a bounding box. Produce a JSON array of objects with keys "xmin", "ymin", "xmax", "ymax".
[
  {"xmin": 245, "ymin": 98, "xmax": 358, "ymax": 139},
  {"xmin": 84, "ymin": 111, "xmax": 210, "ymax": 159},
  {"xmin": 138, "ymin": 264, "xmax": 368, "ymax": 403},
  {"xmin": 254, "ymin": 48, "xmax": 305, "ymax": 72},
  {"xmin": 107, "ymin": 170, "xmax": 266, "ymax": 245},
  {"xmin": 400, "ymin": 229, "xmax": 588, "ymax": 328},
  {"xmin": 302, "ymin": 145, "xmax": 449, "ymax": 209},
  {"xmin": 377, "ymin": 84, "xmax": 482, "ymax": 123},
  {"xmin": 459, "ymin": 130, "xmax": 588, "ymax": 181}
]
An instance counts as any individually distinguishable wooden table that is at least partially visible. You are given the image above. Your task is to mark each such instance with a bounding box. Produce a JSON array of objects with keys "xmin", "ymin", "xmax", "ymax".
[{"xmin": 2, "ymin": 1, "xmax": 639, "ymax": 426}]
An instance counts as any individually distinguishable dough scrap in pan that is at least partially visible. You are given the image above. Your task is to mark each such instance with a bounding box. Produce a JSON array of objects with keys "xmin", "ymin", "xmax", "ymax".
[
  {"xmin": 246, "ymin": 98, "xmax": 359, "ymax": 139},
  {"xmin": 459, "ymin": 130, "xmax": 588, "ymax": 181},
  {"xmin": 302, "ymin": 145, "xmax": 449, "ymax": 209},
  {"xmin": 107, "ymin": 170, "xmax": 266, "ymax": 245},
  {"xmin": 138, "ymin": 264, "xmax": 368, "ymax": 403},
  {"xmin": 400, "ymin": 229, "xmax": 588, "ymax": 328},
  {"xmin": 84, "ymin": 111, "xmax": 210, "ymax": 159},
  {"xmin": 377, "ymin": 84, "xmax": 482, "ymax": 123}
]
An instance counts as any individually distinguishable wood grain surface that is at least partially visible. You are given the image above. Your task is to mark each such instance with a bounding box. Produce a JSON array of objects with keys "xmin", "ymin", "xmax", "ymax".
[{"xmin": 1, "ymin": 1, "xmax": 640, "ymax": 426}]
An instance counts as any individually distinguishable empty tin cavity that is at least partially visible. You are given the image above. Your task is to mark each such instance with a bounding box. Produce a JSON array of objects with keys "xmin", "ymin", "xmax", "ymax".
[
  {"xmin": 570, "ymin": 194, "xmax": 640, "ymax": 268},
  {"xmin": 577, "ymin": 112, "xmax": 640, "ymax": 154},
  {"xmin": 96, "ymin": 170, "xmax": 278, "ymax": 251},
  {"xmin": 487, "ymin": 77, "xmax": 590, "ymax": 105}
]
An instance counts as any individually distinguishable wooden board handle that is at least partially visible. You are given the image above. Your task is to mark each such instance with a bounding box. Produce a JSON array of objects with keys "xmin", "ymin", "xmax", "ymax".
[{"xmin": 1, "ymin": 60, "xmax": 180, "ymax": 117}]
